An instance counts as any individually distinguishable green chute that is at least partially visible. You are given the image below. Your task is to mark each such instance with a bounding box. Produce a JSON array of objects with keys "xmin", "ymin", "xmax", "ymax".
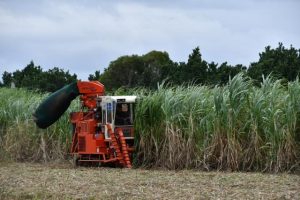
[{"xmin": 33, "ymin": 82, "xmax": 79, "ymax": 129}]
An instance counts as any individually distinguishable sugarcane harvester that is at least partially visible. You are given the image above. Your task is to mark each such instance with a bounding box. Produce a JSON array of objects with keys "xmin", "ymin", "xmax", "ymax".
[{"xmin": 33, "ymin": 81, "xmax": 136, "ymax": 168}]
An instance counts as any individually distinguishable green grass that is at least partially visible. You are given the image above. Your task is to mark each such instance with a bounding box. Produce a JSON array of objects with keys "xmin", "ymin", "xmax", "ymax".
[
  {"xmin": 0, "ymin": 73, "xmax": 299, "ymax": 172},
  {"xmin": 0, "ymin": 88, "xmax": 76, "ymax": 162},
  {"xmin": 134, "ymin": 74, "xmax": 300, "ymax": 172}
]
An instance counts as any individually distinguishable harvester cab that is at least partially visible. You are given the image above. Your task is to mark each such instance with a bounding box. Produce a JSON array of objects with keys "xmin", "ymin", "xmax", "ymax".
[
  {"xmin": 33, "ymin": 81, "xmax": 136, "ymax": 168},
  {"xmin": 100, "ymin": 96, "xmax": 136, "ymax": 140}
]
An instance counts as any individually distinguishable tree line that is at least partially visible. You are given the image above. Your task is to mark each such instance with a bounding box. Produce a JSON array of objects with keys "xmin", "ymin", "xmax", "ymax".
[
  {"xmin": 1, "ymin": 61, "xmax": 77, "ymax": 92},
  {"xmin": 1, "ymin": 43, "xmax": 300, "ymax": 92}
]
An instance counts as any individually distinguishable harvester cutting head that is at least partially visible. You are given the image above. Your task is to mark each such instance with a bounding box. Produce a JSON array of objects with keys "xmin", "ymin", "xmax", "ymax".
[{"xmin": 34, "ymin": 81, "xmax": 136, "ymax": 168}]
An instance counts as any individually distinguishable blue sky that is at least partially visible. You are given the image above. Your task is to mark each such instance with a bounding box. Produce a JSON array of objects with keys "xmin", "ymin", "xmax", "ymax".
[{"xmin": 0, "ymin": 0, "xmax": 299, "ymax": 80}]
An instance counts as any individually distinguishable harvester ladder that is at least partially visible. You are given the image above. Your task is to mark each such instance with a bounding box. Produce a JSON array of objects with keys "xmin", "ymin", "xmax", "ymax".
[
  {"xmin": 116, "ymin": 128, "xmax": 132, "ymax": 168},
  {"xmin": 106, "ymin": 124, "xmax": 125, "ymax": 166}
]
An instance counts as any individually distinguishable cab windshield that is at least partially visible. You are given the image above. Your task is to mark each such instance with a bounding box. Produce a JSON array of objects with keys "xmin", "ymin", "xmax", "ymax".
[{"xmin": 115, "ymin": 103, "xmax": 133, "ymax": 125}]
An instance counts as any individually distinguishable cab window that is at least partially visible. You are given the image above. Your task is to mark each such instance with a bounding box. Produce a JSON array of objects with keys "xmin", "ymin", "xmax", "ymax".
[
  {"xmin": 107, "ymin": 103, "xmax": 112, "ymax": 123},
  {"xmin": 115, "ymin": 103, "xmax": 132, "ymax": 125},
  {"xmin": 102, "ymin": 109, "xmax": 106, "ymax": 124}
]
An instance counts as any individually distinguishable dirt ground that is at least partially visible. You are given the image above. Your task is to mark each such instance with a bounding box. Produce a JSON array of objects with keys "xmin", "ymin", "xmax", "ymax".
[{"xmin": 0, "ymin": 162, "xmax": 299, "ymax": 200}]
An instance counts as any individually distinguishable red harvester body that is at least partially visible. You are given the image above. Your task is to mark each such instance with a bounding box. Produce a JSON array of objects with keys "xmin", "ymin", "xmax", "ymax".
[{"xmin": 34, "ymin": 81, "xmax": 136, "ymax": 168}]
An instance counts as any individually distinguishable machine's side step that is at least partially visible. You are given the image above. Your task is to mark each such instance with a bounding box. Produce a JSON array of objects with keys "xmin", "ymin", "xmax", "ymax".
[
  {"xmin": 74, "ymin": 153, "xmax": 119, "ymax": 164},
  {"xmin": 107, "ymin": 124, "xmax": 125, "ymax": 166},
  {"xmin": 106, "ymin": 124, "xmax": 132, "ymax": 168},
  {"xmin": 117, "ymin": 128, "xmax": 132, "ymax": 168},
  {"xmin": 78, "ymin": 158, "xmax": 119, "ymax": 163}
]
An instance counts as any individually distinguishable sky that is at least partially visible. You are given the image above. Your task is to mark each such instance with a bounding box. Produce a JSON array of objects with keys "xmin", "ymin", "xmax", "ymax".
[{"xmin": 0, "ymin": 0, "xmax": 299, "ymax": 80}]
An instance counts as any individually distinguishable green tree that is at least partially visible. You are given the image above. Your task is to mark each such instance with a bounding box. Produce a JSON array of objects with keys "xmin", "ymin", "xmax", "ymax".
[
  {"xmin": 183, "ymin": 47, "xmax": 208, "ymax": 84},
  {"xmin": 18, "ymin": 61, "xmax": 43, "ymax": 89},
  {"xmin": 140, "ymin": 51, "xmax": 173, "ymax": 88},
  {"xmin": 207, "ymin": 61, "xmax": 218, "ymax": 85},
  {"xmin": 98, "ymin": 47, "xmax": 249, "ymax": 90},
  {"xmin": 39, "ymin": 67, "xmax": 77, "ymax": 92},
  {"xmin": 2, "ymin": 61, "xmax": 77, "ymax": 92},
  {"xmin": 248, "ymin": 43, "xmax": 300, "ymax": 81},
  {"xmin": 88, "ymin": 70, "xmax": 101, "ymax": 81},
  {"xmin": 217, "ymin": 62, "xmax": 246, "ymax": 85},
  {"xmin": 99, "ymin": 55, "xmax": 143, "ymax": 90},
  {"xmin": 2, "ymin": 71, "xmax": 13, "ymax": 87},
  {"xmin": 99, "ymin": 51, "xmax": 173, "ymax": 91}
]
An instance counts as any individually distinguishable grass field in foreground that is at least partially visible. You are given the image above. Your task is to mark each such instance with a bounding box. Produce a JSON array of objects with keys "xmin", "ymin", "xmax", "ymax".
[{"xmin": 0, "ymin": 162, "xmax": 299, "ymax": 200}]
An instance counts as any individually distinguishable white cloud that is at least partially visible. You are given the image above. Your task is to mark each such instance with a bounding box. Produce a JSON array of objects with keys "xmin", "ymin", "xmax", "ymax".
[{"xmin": 0, "ymin": 0, "xmax": 299, "ymax": 80}]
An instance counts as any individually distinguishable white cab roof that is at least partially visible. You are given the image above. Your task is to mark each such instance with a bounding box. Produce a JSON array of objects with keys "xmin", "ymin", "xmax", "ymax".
[{"xmin": 100, "ymin": 96, "xmax": 137, "ymax": 103}]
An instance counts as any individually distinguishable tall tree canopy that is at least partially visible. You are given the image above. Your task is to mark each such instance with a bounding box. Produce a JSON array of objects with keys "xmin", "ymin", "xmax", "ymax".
[
  {"xmin": 88, "ymin": 70, "xmax": 101, "ymax": 81},
  {"xmin": 2, "ymin": 43, "xmax": 298, "ymax": 92},
  {"xmin": 2, "ymin": 61, "xmax": 77, "ymax": 92},
  {"xmin": 98, "ymin": 51, "xmax": 173, "ymax": 90},
  {"xmin": 184, "ymin": 47, "xmax": 208, "ymax": 84},
  {"xmin": 248, "ymin": 43, "xmax": 300, "ymax": 82},
  {"xmin": 88, "ymin": 47, "xmax": 247, "ymax": 91}
]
